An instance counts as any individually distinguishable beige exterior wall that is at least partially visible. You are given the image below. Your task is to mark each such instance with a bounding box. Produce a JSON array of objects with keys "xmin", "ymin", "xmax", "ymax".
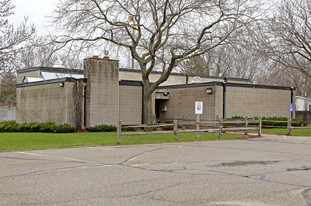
[
  {"xmin": 16, "ymin": 60, "xmax": 290, "ymax": 127},
  {"xmin": 119, "ymin": 71, "xmax": 187, "ymax": 86},
  {"xmin": 16, "ymin": 82, "xmax": 76, "ymax": 125},
  {"xmin": 84, "ymin": 58, "xmax": 119, "ymax": 126},
  {"xmin": 17, "ymin": 71, "xmax": 41, "ymax": 84},
  {"xmin": 156, "ymin": 84, "xmax": 292, "ymax": 122},
  {"xmin": 156, "ymin": 86, "xmax": 217, "ymax": 121},
  {"xmin": 214, "ymin": 86, "xmax": 224, "ymax": 118},
  {"xmin": 119, "ymin": 85, "xmax": 142, "ymax": 124},
  {"xmin": 119, "ymin": 71, "xmax": 251, "ymax": 86},
  {"xmin": 225, "ymin": 86, "xmax": 291, "ymax": 118}
]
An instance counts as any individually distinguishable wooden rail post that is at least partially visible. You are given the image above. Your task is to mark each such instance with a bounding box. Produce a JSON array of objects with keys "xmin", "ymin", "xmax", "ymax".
[
  {"xmin": 287, "ymin": 117, "xmax": 292, "ymax": 135},
  {"xmin": 258, "ymin": 117, "xmax": 262, "ymax": 136},
  {"xmin": 117, "ymin": 120, "xmax": 122, "ymax": 144},
  {"xmin": 174, "ymin": 119, "xmax": 178, "ymax": 140},
  {"xmin": 218, "ymin": 117, "xmax": 223, "ymax": 139},
  {"xmin": 182, "ymin": 116, "xmax": 185, "ymax": 130},
  {"xmin": 245, "ymin": 116, "xmax": 248, "ymax": 135}
]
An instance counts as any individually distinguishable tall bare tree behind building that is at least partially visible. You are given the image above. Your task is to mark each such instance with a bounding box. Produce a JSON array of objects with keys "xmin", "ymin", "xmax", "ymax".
[
  {"xmin": 52, "ymin": 0, "xmax": 261, "ymax": 124},
  {"xmin": 0, "ymin": 70, "xmax": 16, "ymax": 107},
  {"xmin": 260, "ymin": 0, "xmax": 311, "ymax": 78},
  {"xmin": 0, "ymin": 0, "xmax": 35, "ymax": 75},
  {"xmin": 13, "ymin": 36, "xmax": 84, "ymax": 71}
]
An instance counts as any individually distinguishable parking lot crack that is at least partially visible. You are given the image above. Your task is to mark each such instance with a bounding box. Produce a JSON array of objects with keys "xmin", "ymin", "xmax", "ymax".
[
  {"xmin": 302, "ymin": 187, "xmax": 311, "ymax": 206},
  {"xmin": 120, "ymin": 147, "xmax": 168, "ymax": 165},
  {"xmin": 121, "ymin": 181, "xmax": 186, "ymax": 198}
]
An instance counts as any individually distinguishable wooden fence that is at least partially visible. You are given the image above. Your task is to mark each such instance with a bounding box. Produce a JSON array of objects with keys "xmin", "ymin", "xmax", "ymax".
[
  {"xmin": 117, "ymin": 117, "xmax": 311, "ymax": 143},
  {"xmin": 117, "ymin": 118, "xmax": 262, "ymax": 144},
  {"xmin": 287, "ymin": 118, "xmax": 311, "ymax": 135}
]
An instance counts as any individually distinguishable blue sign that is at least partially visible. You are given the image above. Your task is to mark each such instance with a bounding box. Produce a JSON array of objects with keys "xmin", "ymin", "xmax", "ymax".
[{"xmin": 290, "ymin": 103, "xmax": 293, "ymax": 112}]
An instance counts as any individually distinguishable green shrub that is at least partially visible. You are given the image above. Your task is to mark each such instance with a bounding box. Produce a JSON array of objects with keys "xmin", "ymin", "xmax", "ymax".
[
  {"xmin": 0, "ymin": 121, "xmax": 19, "ymax": 132},
  {"xmin": 30, "ymin": 122, "xmax": 42, "ymax": 132},
  {"xmin": 262, "ymin": 117, "xmax": 302, "ymax": 127},
  {"xmin": 0, "ymin": 121, "xmax": 76, "ymax": 133},
  {"xmin": 161, "ymin": 125, "xmax": 174, "ymax": 130},
  {"xmin": 231, "ymin": 116, "xmax": 245, "ymax": 120},
  {"xmin": 230, "ymin": 116, "xmax": 303, "ymax": 127},
  {"xmin": 122, "ymin": 127, "xmax": 136, "ymax": 132},
  {"xmin": 39, "ymin": 122, "xmax": 58, "ymax": 133},
  {"xmin": 17, "ymin": 122, "xmax": 32, "ymax": 132},
  {"xmin": 55, "ymin": 123, "xmax": 76, "ymax": 133},
  {"xmin": 292, "ymin": 118, "xmax": 303, "ymax": 127},
  {"xmin": 85, "ymin": 124, "xmax": 117, "ymax": 132}
]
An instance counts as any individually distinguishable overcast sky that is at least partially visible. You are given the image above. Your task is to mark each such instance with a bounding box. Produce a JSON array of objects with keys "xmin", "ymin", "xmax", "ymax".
[
  {"xmin": 9, "ymin": 0, "xmax": 279, "ymax": 68},
  {"xmin": 10, "ymin": 0, "xmax": 279, "ymax": 36},
  {"xmin": 10, "ymin": 0, "xmax": 59, "ymax": 35}
]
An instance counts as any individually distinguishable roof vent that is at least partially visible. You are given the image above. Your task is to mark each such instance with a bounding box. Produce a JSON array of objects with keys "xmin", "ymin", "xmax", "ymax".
[{"xmin": 103, "ymin": 50, "xmax": 109, "ymax": 59}]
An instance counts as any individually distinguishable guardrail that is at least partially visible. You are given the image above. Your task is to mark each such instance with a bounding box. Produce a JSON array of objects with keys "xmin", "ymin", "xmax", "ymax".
[{"xmin": 117, "ymin": 118, "xmax": 262, "ymax": 144}]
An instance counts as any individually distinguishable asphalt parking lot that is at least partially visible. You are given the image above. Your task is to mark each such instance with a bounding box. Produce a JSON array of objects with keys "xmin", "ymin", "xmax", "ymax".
[{"xmin": 1, "ymin": 134, "xmax": 311, "ymax": 206}]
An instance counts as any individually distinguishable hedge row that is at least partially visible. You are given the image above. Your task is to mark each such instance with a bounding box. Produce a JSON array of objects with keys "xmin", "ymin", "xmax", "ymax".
[
  {"xmin": 0, "ymin": 121, "xmax": 76, "ymax": 133},
  {"xmin": 231, "ymin": 116, "xmax": 302, "ymax": 127},
  {"xmin": 85, "ymin": 124, "xmax": 117, "ymax": 132}
]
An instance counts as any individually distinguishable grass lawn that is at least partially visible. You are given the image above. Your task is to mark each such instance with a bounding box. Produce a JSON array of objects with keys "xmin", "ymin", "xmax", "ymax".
[
  {"xmin": 261, "ymin": 128, "xmax": 311, "ymax": 136},
  {"xmin": 0, "ymin": 132, "xmax": 246, "ymax": 152}
]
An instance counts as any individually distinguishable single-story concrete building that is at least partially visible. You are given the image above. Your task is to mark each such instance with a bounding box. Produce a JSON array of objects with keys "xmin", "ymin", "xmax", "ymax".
[{"xmin": 16, "ymin": 58, "xmax": 295, "ymax": 128}]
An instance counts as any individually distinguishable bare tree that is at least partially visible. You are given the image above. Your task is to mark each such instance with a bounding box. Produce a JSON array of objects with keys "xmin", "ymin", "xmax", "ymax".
[
  {"xmin": 257, "ymin": 62, "xmax": 311, "ymax": 96},
  {"xmin": 180, "ymin": 39, "xmax": 267, "ymax": 82},
  {"xmin": 72, "ymin": 80, "xmax": 84, "ymax": 131},
  {"xmin": 0, "ymin": 69, "xmax": 16, "ymax": 107},
  {"xmin": 260, "ymin": 0, "xmax": 311, "ymax": 78},
  {"xmin": 13, "ymin": 36, "xmax": 84, "ymax": 71},
  {"xmin": 0, "ymin": 0, "xmax": 35, "ymax": 75},
  {"xmin": 52, "ymin": 0, "xmax": 260, "ymax": 124},
  {"xmin": 180, "ymin": 54, "xmax": 211, "ymax": 76}
]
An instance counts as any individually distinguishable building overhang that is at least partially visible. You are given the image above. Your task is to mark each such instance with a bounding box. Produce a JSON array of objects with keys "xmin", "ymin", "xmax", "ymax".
[{"xmin": 16, "ymin": 78, "xmax": 87, "ymax": 88}]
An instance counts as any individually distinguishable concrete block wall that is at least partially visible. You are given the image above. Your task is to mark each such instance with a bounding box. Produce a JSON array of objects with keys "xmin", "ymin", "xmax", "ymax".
[
  {"xmin": 225, "ymin": 86, "xmax": 291, "ymax": 118},
  {"xmin": 214, "ymin": 86, "xmax": 224, "ymax": 118},
  {"xmin": 17, "ymin": 70, "xmax": 41, "ymax": 84},
  {"xmin": 16, "ymin": 82, "xmax": 76, "ymax": 125},
  {"xmin": 84, "ymin": 58, "xmax": 119, "ymax": 126},
  {"xmin": 157, "ymin": 86, "xmax": 216, "ymax": 121},
  {"xmin": 119, "ymin": 85, "xmax": 142, "ymax": 124},
  {"xmin": 119, "ymin": 71, "xmax": 187, "ymax": 86},
  {"xmin": 119, "ymin": 71, "xmax": 251, "ymax": 86}
]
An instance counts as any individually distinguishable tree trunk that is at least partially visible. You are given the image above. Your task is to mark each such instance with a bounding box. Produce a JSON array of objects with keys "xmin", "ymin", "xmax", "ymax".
[
  {"xmin": 142, "ymin": 76, "xmax": 154, "ymax": 125},
  {"xmin": 143, "ymin": 92, "xmax": 153, "ymax": 125}
]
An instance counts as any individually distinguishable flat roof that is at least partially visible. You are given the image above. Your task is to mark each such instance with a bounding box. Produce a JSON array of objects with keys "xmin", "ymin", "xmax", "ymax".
[
  {"xmin": 16, "ymin": 78, "xmax": 86, "ymax": 88},
  {"xmin": 119, "ymin": 68, "xmax": 251, "ymax": 83},
  {"xmin": 17, "ymin": 67, "xmax": 84, "ymax": 74},
  {"xmin": 18, "ymin": 66, "xmax": 252, "ymax": 84},
  {"xmin": 158, "ymin": 81, "xmax": 295, "ymax": 91}
]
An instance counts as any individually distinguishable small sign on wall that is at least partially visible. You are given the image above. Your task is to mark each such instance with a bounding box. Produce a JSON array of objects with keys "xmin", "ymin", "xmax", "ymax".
[{"xmin": 195, "ymin": 101, "xmax": 203, "ymax": 114}]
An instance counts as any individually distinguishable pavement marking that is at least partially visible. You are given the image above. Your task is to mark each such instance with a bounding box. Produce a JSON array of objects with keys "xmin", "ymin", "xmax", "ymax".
[
  {"xmin": 207, "ymin": 201, "xmax": 279, "ymax": 206},
  {"xmin": 85, "ymin": 147, "xmax": 115, "ymax": 151},
  {"xmin": 16, "ymin": 151, "xmax": 99, "ymax": 165}
]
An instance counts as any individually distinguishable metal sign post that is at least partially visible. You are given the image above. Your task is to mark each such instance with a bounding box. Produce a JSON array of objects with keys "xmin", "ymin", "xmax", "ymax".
[
  {"xmin": 290, "ymin": 103, "xmax": 293, "ymax": 119},
  {"xmin": 195, "ymin": 101, "xmax": 203, "ymax": 139}
]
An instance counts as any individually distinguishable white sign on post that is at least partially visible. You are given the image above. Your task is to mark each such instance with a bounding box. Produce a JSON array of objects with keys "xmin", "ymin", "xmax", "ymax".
[{"xmin": 195, "ymin": 101, "xmax": 203, "ymax": 114}]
